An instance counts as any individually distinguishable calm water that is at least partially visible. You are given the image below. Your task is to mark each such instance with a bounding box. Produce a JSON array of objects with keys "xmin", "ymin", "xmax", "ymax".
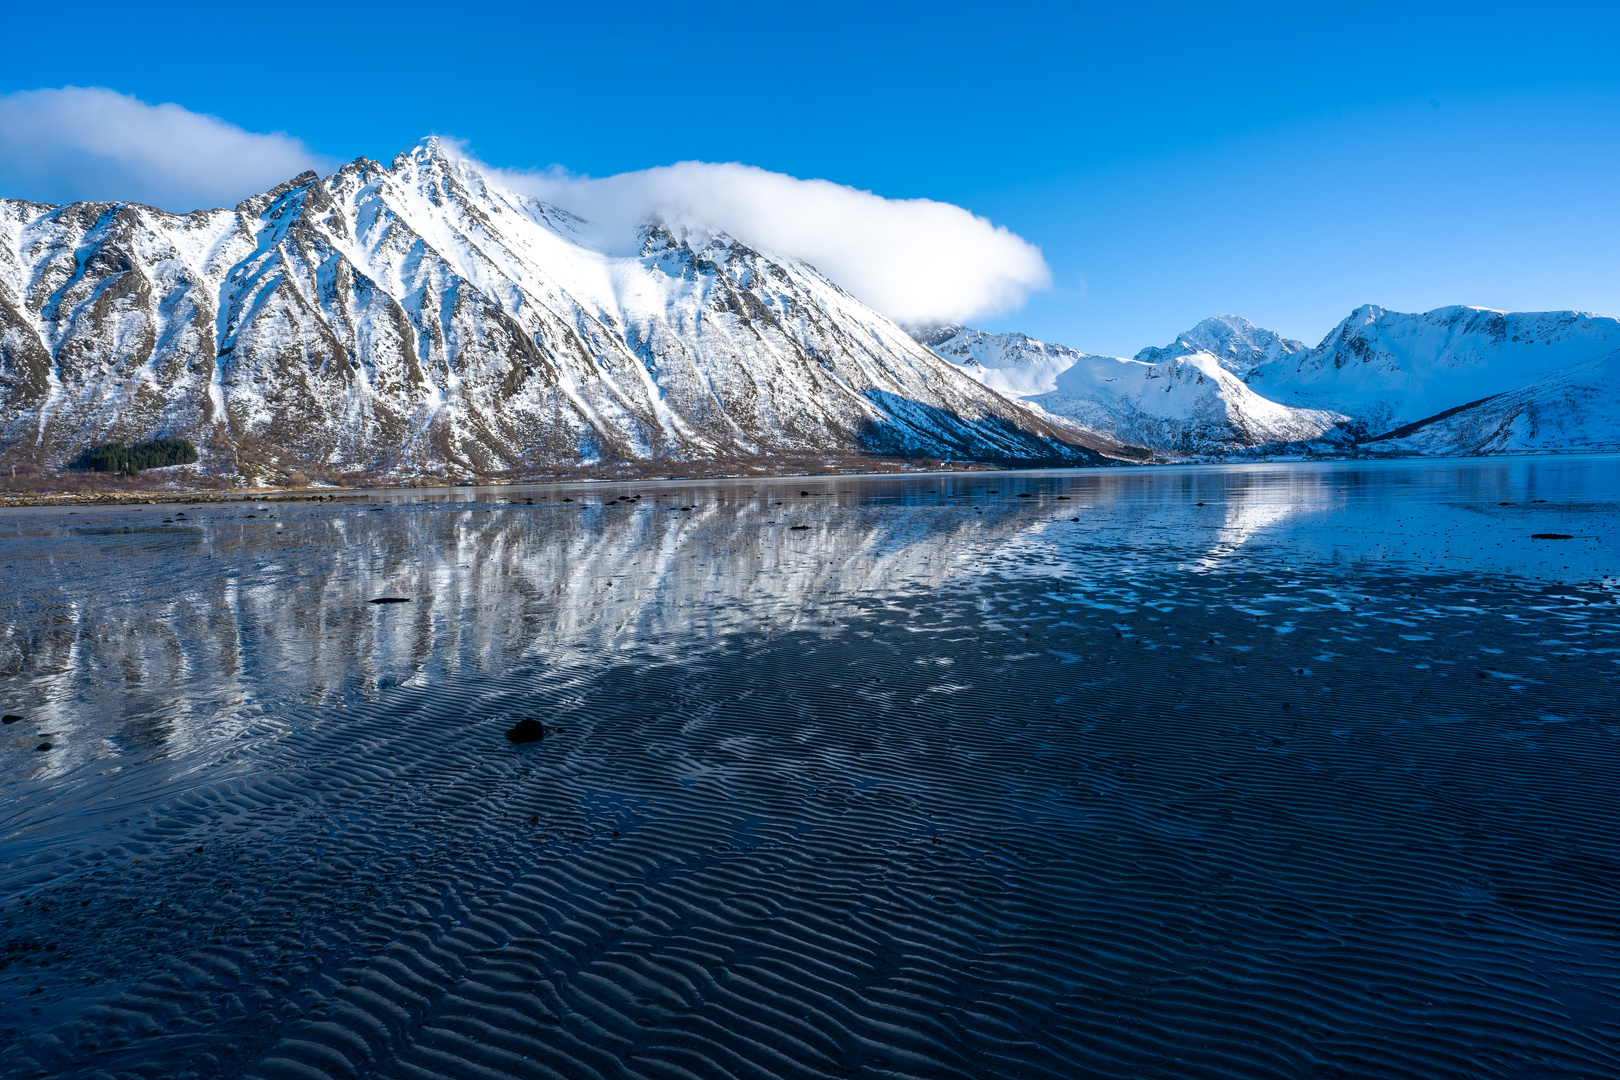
[{"xmin": 1, "ymin": 456, "xmax": 1617, "ymax": 1079}]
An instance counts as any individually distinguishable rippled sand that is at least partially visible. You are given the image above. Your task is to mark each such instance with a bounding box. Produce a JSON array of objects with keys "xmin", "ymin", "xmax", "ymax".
[{"xmin": 2, "ymin": 457, "xmax": 1618, "ymax": 1079}]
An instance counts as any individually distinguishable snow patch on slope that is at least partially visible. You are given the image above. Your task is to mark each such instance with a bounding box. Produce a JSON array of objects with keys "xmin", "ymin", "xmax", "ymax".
[{"xmin": 1368, "ymin": 347, "xmax": 1620, "ymax": 456}]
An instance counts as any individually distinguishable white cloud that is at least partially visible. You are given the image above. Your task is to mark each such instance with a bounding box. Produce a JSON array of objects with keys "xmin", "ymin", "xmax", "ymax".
[
  {"xmin": 0, "ymin": 90, "xmax": 1049, "ymax": 324},
  {"xmin": 488, "ymin": 158, "xmax": 1051, "ymax": 327},
  {"xmin": 0, "ymin": 87, "xmax": 330, "ymax": 212}
]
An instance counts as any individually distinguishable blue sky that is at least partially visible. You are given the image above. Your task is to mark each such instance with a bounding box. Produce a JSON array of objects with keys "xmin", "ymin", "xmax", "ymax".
[{"xmin": 3, "ymin": 0, "xmax": 1617, "ymax": 355}]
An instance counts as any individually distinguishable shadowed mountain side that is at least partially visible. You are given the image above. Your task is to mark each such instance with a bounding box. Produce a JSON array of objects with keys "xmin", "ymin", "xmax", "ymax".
[
  {"xmin": 859, "ymin": 389, "xmax": 1126, "ymax": 465},
  {"xmin": 1364, "ymin": 348, "xmax": 1620, "ymax": 456}
]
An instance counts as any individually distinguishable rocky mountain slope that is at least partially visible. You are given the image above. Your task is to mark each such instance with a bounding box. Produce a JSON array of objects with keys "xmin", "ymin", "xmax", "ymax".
[
  {"xmin": 918, "ymin": 325, "xmax": 1346, "ymax": 456},
  {"xmin": 0, "ymin": 139, "xmax": 1111, "ymax": 481}
]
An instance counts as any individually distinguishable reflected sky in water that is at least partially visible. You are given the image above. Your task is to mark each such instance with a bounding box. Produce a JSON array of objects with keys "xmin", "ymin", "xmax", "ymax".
[{"xmin": 2, "ymin": 455, "xmax": 1616, "ymax": 797}]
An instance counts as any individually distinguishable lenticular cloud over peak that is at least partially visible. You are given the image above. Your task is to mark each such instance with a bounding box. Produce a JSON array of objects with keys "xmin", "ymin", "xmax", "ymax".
[
  {"xmin": 484, "ymin": 155, "xmax": 1051, "ymax": 327},
  {"xmin": 0, "ymin": 88, "xmax": 1050, "ymax": 325},
  {"xmin": 0, "ymin": 86, "xmax": 329, "ymax": 212}
]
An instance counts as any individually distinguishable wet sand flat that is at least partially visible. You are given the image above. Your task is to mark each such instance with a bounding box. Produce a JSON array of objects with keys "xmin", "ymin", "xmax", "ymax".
[{"xmin": 2, "ymin": 457, "xmax": 1618, "ymax": 1079}]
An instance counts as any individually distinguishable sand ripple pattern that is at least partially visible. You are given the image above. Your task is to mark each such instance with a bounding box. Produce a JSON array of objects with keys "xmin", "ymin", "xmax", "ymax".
[{"xmin": 2, "ymin": 459, "xmax": 1619, "ymax": 1079}]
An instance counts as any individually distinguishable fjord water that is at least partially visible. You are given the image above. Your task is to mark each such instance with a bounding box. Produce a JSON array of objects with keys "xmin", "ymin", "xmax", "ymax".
[{"xmin": 2, "ymin": 456, "xmax": 1618, "ymax": 1079}]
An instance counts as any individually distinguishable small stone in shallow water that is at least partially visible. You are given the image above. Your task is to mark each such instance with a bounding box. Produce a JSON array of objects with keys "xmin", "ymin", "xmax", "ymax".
[
  {"xmin": 368, "ymin": 597, "xmax": 411, "ymax": 604},
  {"xmin": 506, "ymin": 718, "xmax": 544, "ymax": 743}
]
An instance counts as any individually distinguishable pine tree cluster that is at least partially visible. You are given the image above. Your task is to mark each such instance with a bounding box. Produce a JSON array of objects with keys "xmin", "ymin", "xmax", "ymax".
[{"xmin": 75, "ymin": 439, "xmax": 199, "ymax": 475}]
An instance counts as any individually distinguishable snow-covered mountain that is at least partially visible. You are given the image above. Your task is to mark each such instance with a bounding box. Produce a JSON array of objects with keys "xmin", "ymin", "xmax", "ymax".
[
  {"xmin": 912, "ymin": 325, "xmax": 1108, "ymax": 398},
  {"xmin": 1034, "ymin": 351, "xmax": 1347, "ymax": 455},
  {"xmin": 1133, "ymin": 314, "xmax": 1305, "ymax": 378},
  {"xmin": 925, "ymin": 304, "xmax": 1620, "ymax": 459},
  {"xmin": 1365, "ymin": 346, "xmax": 1620, "ymax": 455},
  {"xmin": 918, "ymin": 325, "xmax": 1346, "ymax": 456},
  {"xmin": 1247, "ymin": 304, "xmax": 1620, "ymax": 439},
  {"xmin": 0, "ymin": 139, "xmax": 1111, "ymax": 480}
]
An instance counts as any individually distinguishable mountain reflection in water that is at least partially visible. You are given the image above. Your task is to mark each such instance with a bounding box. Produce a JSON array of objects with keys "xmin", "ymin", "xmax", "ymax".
[{"xmin": 3, "ymin": 457, "xmax": 1615, "ymax": 783}]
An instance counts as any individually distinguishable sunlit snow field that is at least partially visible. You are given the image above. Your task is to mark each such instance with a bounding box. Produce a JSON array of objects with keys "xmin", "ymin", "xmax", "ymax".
[{"xmin": 2, "ymin": 456, "xmax": 1618, "ymax": 1080}]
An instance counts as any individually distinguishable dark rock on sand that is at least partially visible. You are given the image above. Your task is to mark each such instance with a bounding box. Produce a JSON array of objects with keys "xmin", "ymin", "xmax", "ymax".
[{"xmin": 506, "ymin": 718, "xmax": 544, "ymax": 743}]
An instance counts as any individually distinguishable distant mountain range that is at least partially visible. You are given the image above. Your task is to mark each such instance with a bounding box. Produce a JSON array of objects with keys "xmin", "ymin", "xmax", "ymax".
[
  {"xmin": 921, "ymin": 308, "xmax": 1620, "ymax": 458},
  {"xmin": 2, "ymin": 141, "xmax": 1616, "ymax": 482},
  {"xmin": 0, "ymin": 139, "xmax": 1114, "ymax": 483}
]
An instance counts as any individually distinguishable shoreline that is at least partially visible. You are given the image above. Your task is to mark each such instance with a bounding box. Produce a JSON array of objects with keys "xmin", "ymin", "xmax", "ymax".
[
  {"xmin": 0, "ymin": 459, "xmax": 1032, "ymax": 509},
  {"xmin": 2, "ymin": 447, "xmax": 1615, "ymax": 510}
]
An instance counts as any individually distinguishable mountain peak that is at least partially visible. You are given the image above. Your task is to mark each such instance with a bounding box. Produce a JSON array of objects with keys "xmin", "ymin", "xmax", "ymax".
[
  {"xmin": 907, "ymin": 324, "xmax": 970, "ymax": 349},
  {"xmin": 1134, "ymin": 314, "xmax": 1304, "ymax": 377},
  {"xmin": 389, "ymin": 135, "xmax": 465, "ymax": 178},
  {"xmin": 264, "ymin": 170, "xmax": 322, "ymax": 198},
  {"xmin": 412, "ymin": 134, "xmax": 450, "ymax": 159}
]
